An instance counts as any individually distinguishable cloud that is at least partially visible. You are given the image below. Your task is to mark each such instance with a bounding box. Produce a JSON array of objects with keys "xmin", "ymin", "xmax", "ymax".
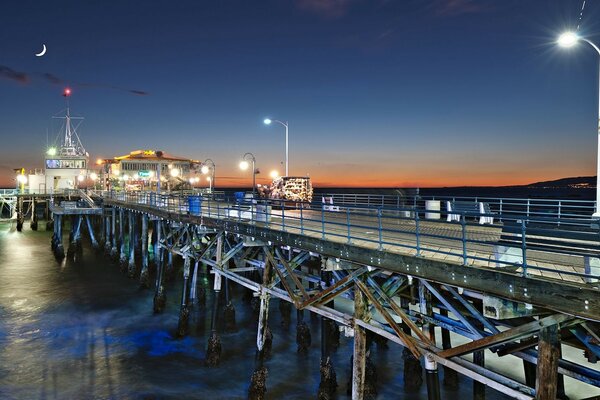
[
  {"xmin": 42, "ymin": 73, "xmax": 62, "ymax": 84},
  {"xmin": 40, "ymin": 72, "xmax": 149, "ymax": 96},
  {"xmin": 0, "ymin": 65, "xmax": 29, "ymax": 83},
  {"xmin": 295, "ymin": 0, "xmax": 355, "ymax": 18},
  {"xmin": 428, "ymin": 0, "xmax": 492, "ymax": 17}
]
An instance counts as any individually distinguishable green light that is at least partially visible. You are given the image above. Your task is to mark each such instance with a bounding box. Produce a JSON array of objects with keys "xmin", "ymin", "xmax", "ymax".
[{"xmin": 47, "ymin": 147, "xmax": 57, "ymax": 156}]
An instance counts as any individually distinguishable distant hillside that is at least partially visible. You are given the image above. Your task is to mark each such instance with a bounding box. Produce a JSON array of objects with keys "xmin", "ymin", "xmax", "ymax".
[{"xmin": 522, "ymin": 176, "xmax": 596, "ymax": 189}]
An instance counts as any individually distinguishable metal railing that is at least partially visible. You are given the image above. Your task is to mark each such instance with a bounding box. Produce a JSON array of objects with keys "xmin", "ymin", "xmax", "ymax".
[
  {"xmin": 102, "ymin": 191, "xmax": 600, "ymax": 284},
  {"xmin": 314, "ymin": 193, "xmax": 597, "ymax": 225}
]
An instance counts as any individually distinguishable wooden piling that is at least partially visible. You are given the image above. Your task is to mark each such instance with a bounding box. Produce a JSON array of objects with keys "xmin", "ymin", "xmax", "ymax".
[
  {"xmin": 119, "ymin": 209, "xmax": 126, "ymax": 269},
  {"xmin": 16, "ymin": 196, "xmax": 23, "ymax": 231},
  {"xmin": 139, "ymin": 213, "xmax": 150, "ymax": 288},
  {"xmin": 352, "ymin": 280, "xmax": 368, "ymax": 400},
  {"xmin": 473, "ymin": 302, "xmax": 485, "ymax": 400},
  {"xmin": 419, "ymin": 282, "xmax": 440, "ymax": 400},
  {"xmin": 440, "ymin": 309, "xmax": 459, "ymax": 389},
  {"xmin": 153, "ymin": 219, "xmax": 166, "ymax": 313},
  {"xmin": 30, "ymin": 198, "xmax": 38, "ymax": 231},
  {"xmin": 256, "ymin": 250, "xmax": 273, "ymax": 360},
  {"xmin": 176, "ymin": 256, "xmax": 191, "ymax": 338},
  {"xmin": 206, "ymin": 234, "xmax": 223, "ymax": 367},
  {"xmin": 110, "ymin": 207, "xmax": 117, "ymax": 259},
  {"xmin": 127, "ymin": 211, "xmax": 136, "ymax": 278},
  {"xmin": 535, "ymin": 324, "xmax": 560, "ymax": 400}
]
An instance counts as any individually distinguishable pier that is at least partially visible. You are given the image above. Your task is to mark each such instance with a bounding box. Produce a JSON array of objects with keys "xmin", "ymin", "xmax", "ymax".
[{"xmin": 22, "ymin": 188, "xmax": 598, "ymax": 399}]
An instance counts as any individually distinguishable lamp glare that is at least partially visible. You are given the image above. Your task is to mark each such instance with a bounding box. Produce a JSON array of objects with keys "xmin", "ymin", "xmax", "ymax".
[{"xmin": 558, "ymin": 32, "xmax": 579, "ymax": 48}]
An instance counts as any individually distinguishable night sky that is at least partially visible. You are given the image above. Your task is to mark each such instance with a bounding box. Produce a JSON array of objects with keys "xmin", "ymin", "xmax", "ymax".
[{"xmin": 1, "ymin": 0, "xmax": 599, "ymax": 188}]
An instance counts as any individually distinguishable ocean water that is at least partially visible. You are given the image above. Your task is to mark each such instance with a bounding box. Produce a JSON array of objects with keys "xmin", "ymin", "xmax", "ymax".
[{"xmin": 0, "ymin": 221, "xmax": 515, "ymax": 399}]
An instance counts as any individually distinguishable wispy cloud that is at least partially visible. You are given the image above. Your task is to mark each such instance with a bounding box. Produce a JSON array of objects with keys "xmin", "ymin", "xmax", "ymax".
[
  {"xmin": 295, "ymin": 0, "xmax": 355, "ymax": 18},
  {"xmin": 0, "ymin": 65, "xmax": 148, "ymax": 95},
  {"xmin": 428, "ymin": 0, "xmax": 492, "ymax": 17},
  {"xmin": 40, "ymin": 72, "xmax": 149, "ymax": 96},
  {"xmin": 0, "ymin": 65, "xmax": 28, "ymax": 83}
]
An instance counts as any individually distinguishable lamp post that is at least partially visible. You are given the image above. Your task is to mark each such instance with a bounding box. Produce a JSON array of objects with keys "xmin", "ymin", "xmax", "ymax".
[
  {"xmin": 239, "ymin": 152, "xmax": 257, "ymax": 197},
  {"xmin": 264, "ymin": 118, "xmax": 289, "ymax": 177},
  {"xmin": 201, "ymin": 159, "xmax": 216, "ymax": 193},
  {"xmin": 558, "ymin": 32, "xmax": 600, "ymax": 216}
]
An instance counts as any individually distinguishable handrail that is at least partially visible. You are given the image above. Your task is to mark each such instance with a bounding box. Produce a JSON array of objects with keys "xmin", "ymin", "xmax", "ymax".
[{"xmin": 101, "ymin": 191, "xmax": 600, "ymax": 284}]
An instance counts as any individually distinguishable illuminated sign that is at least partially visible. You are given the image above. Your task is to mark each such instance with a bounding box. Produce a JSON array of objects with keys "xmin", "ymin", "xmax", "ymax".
[{"xmin": 138, "ymin": 170, "xmax": 151, "ymax": 177}]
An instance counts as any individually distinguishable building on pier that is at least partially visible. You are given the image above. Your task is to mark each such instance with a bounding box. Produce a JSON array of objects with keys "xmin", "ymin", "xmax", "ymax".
[{"xmin": 99, "ymin": 149, "xmax": 201, "ymax": 191}]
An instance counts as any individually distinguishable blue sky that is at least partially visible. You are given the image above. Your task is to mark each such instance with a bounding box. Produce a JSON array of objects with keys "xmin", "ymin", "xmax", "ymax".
[{"xmin": 0, "ymin": 0, "xmax": 599, "ymax": 187}]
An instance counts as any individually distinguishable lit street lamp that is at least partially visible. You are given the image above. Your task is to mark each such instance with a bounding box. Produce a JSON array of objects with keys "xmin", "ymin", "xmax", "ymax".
[
  {"xmin": 558, "ymin": 31, "xmax": 600, "ymax": 216},
  {"xmin": 201, "ymin": 159, "xmax": 216, "ymax": 192},
  {"xmin": 264, "ymin": 118, "xmax": 289, "ymax": 176},
  {"xmin": 240, "ymin": 152, "xmax": 257, "ymax": 198}
]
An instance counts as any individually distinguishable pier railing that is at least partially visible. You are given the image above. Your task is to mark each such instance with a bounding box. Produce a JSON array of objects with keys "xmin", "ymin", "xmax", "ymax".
[
  {"xmin": 102, "ymin": 191, "xmax": 600, "ymax": 284},
  {"xmin": 313, "ymin": 193, "xmax": 597, "ymax": 223}
]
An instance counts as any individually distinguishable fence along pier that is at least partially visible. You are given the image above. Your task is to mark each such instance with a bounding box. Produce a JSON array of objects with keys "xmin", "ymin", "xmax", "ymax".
[{"xmin": 39, "ymin": 189, "xmax": 600, "ymax": 399}]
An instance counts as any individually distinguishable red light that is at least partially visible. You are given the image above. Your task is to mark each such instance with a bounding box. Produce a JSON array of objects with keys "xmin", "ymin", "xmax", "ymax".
[{"xmin": 63, "ymin": 88, "xmax": 71, "ymax": 97}]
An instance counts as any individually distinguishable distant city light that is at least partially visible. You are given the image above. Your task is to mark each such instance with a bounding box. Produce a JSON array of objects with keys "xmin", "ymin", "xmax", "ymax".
[
  {"xmin": 201, "ymin": 165, "xmax": 210, "ymax": 174},
  {"xmin": 558, "ymin": 32, "xmax": 579, "ymax": 48},
  {"xmin": 77, "ymin": 175, "xmax": 85, "ymax": 182},
  {"xmin": 170, "ymin": 168, "xmax": 180, "ymax": 177},
  {"xmin": 263, "ymin": 118, "xmax": 272, "ymax": 125},
  {"xmin": 270, "ymin": 170, "xmax": 279, "ymax": 179},
  {"xmin": 63, "ymin": 88, "xmax": 71, "ymax": 97},
  {"xmin": 90, "ymin": 172, "xmax": 98, "ymax": 181},
  {"xmin": 96, "ymin": 158, "xmax": 104, "ymax": 165},
  {"xmin": 47, "ymin": 147, "xmax": 57, "ymax": 156}
]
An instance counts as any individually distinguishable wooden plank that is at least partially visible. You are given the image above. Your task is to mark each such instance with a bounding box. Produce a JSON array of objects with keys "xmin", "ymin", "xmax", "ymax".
[{"xmin": 438, "ymin": 314, "xmax": 576, "ymax": 359}]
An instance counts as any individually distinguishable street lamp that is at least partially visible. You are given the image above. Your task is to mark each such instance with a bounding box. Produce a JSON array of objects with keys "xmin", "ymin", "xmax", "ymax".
[
  {"xmin": 264, "ymin": 118, "xmax": 289, "ymax": 177},
  {"xmin": 557, "ymin": 31, "xmax": 600, "ymax": 216},
  {"xmin": 201, "ymin": 159, "xmax": 216, "ymax": 192},
  {"xmin": 240, "ymin": 152, "xmax": 257, "ymax": 198}
]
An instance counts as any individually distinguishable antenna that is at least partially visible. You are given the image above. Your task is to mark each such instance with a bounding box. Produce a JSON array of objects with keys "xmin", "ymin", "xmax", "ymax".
[{"xmin": 51, "ymin": 88, "xmax": 87, "ymax": 157}]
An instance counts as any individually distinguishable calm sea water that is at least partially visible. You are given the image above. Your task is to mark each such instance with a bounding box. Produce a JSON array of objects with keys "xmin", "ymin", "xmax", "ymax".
[{"xmin": 0, "ymin": 217, "xmax": 514, "ymax": 399}]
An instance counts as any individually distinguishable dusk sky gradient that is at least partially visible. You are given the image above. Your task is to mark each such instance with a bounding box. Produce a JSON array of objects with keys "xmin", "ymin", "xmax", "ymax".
[{"xmin": 1, "ymin": 0, "xmax": 599, "ymax": 188}]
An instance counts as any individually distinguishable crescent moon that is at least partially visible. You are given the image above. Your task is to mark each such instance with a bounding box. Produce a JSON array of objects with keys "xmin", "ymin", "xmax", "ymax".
[{"xmin": 35, "ymin": 44, "xmax": 47, "ymax": 57}]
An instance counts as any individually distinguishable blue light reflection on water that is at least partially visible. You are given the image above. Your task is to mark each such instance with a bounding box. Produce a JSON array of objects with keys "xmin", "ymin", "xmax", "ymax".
[{"xmin": 0, "ymin": 223, "xmax": 512, "ymax": 399}]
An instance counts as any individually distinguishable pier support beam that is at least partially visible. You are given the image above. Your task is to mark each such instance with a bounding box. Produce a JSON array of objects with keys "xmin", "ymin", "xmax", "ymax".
[
  {"xmin": 256, "ymin": 251, "xmax": 273, "ymax": 361},
  {"xmin": 139, "ymin": 213, "xmax": 150, "ymax": 288},
  {"xmin": 85, "ymin": 215, "xmax": 99, "ymax": 250},
  {"xmin": 176, "ymin": 255, "xmax": 191, "ymax": 338},
  {"xmin": 127, "ymin": 211, "xmax": 136, "ymax": 278},
  {"xmin": 53, "ymin": 214, "xmax": 64, "ymax": 259},
  {"xmin": 535, "ymin": 325, "xmax": 560, "ymax": 400},
  {"xmin": 16, "ymin": 196, "xmax": 23, "ymax": 231},
  {"xmin": 440, "ymin": 308, "xmax": 459, "ymax": 390},
  {"xmin": 110, "ymin": 207, "xmax": 117, "ymax": 260},
  {"xmin": 104, "ymin": 211, "xmax": 112, "ymax": 255},
  {"xmin": 206, "ymin": 234, "xmax": 223, "ymax": 367},
  {"xmin": 119, "ymin": 209, "xmax": 126, "ymax": 269},
  {"xmin": 352, "ymin": 280, "xmax": 368, "ymax": 400},
  {"xmin": 153, "ymin": 220, "xmax": 166, "ymax": 313},
  {"xmin": 67, "ymin": 216, "xmax": 83, "ymax": 260},
  {"xmin": 419, "ymin": 282, "xmax": 440, "ymax": 400},
  {"xmin": 318, "ymin": 270, "xmax": 337, "ymax": 400},
  {"xmin": 30, "ymin": 198, "xmax": 38, "ymax": 231}
]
